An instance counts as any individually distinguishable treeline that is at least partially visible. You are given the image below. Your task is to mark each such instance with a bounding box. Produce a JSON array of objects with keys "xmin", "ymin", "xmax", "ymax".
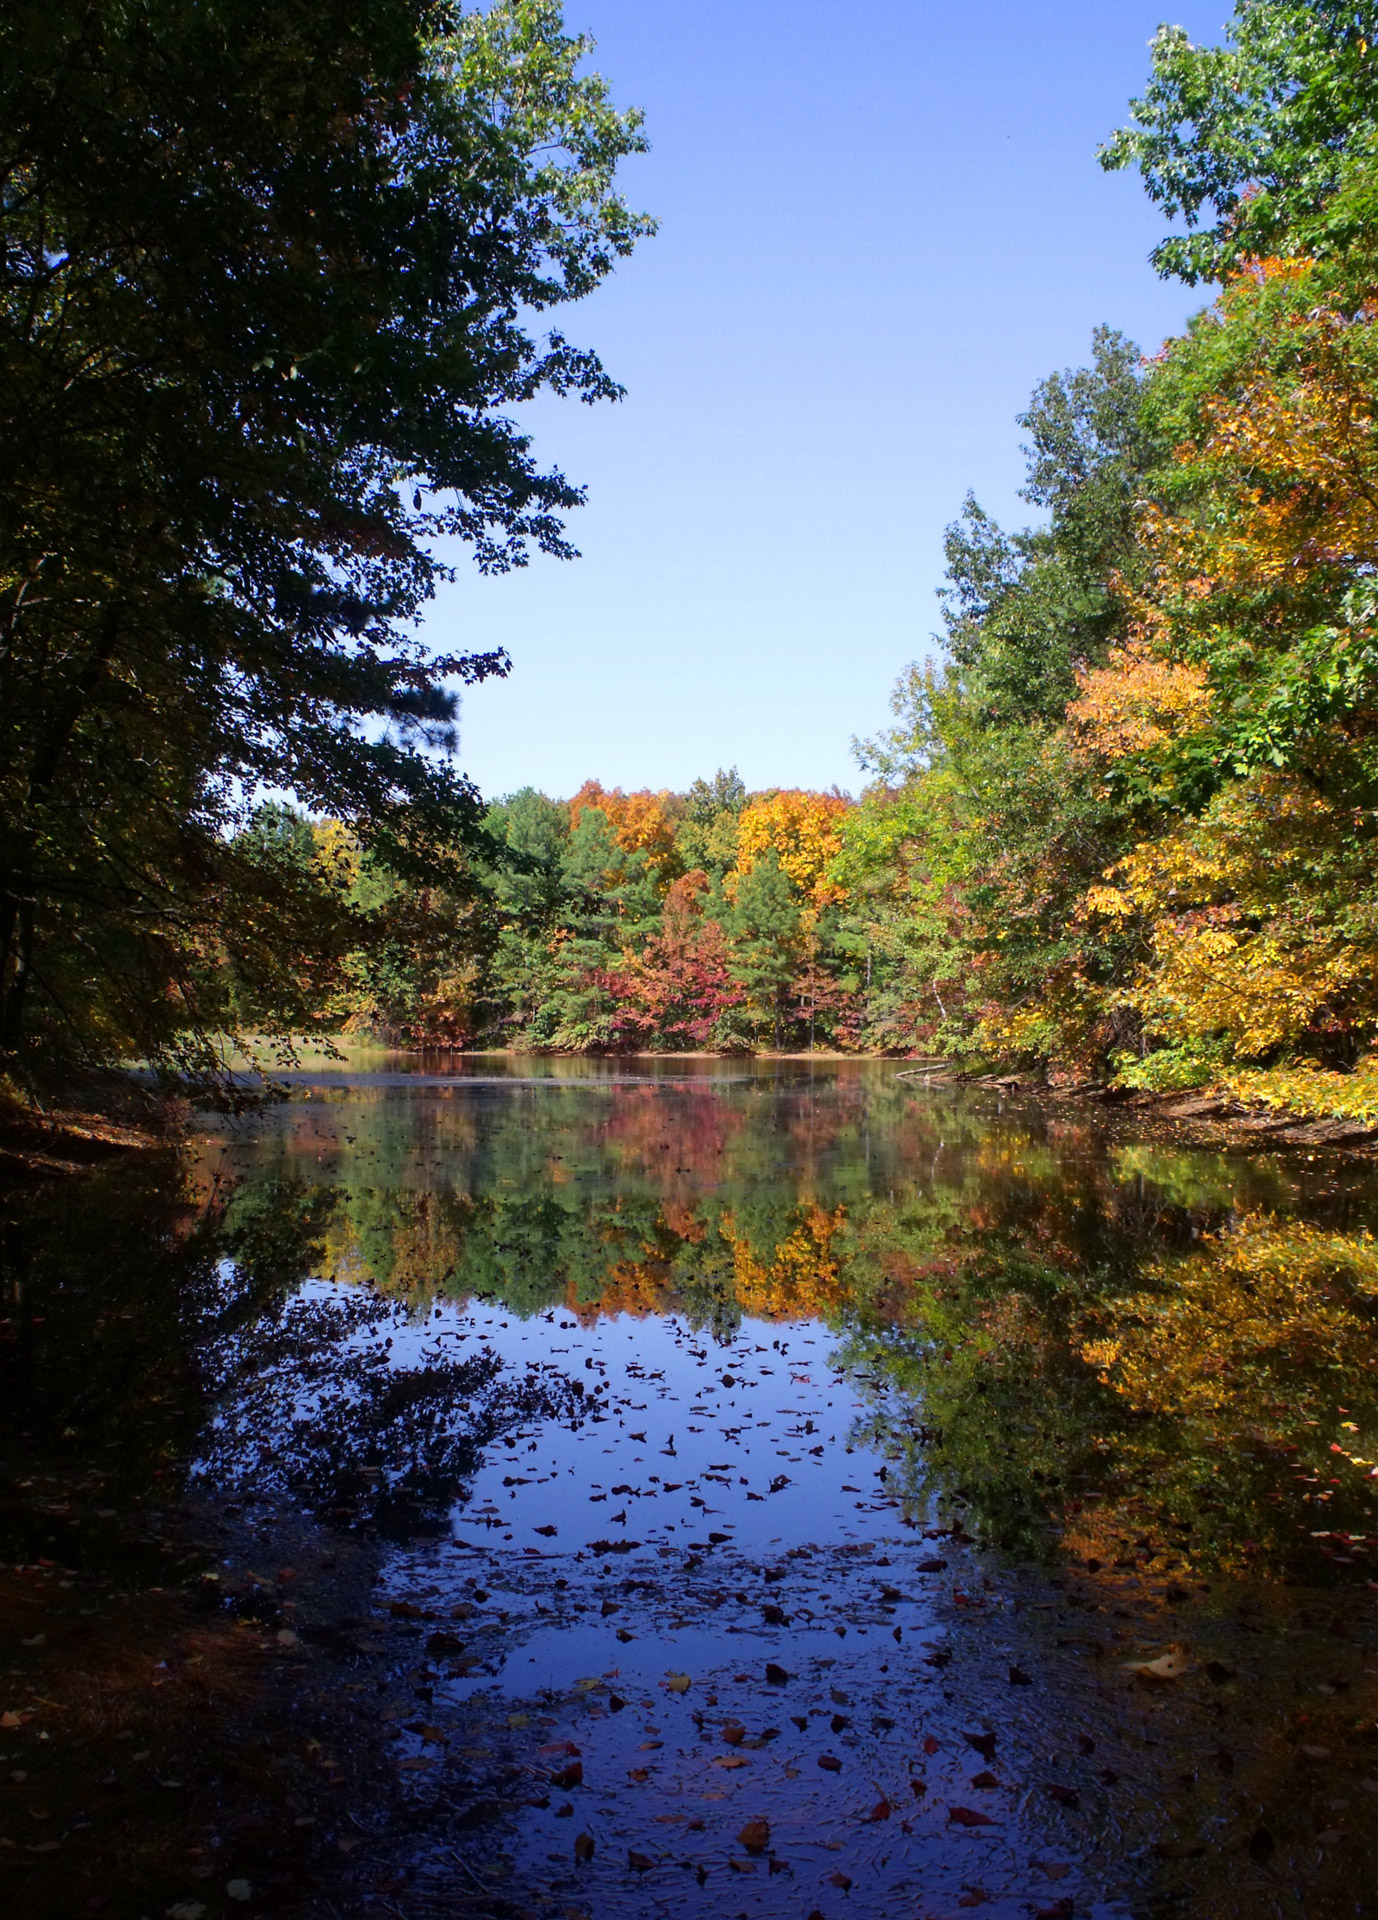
[{"xmin": 243, "ymin": 776, "xmax": 880, "ymax": 1051}]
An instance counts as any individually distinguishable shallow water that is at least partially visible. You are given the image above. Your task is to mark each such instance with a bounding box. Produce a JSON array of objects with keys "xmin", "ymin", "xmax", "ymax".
[{"xmin": 5, "ymin": 1058, "xmax": 1378, "ymax": 1918}]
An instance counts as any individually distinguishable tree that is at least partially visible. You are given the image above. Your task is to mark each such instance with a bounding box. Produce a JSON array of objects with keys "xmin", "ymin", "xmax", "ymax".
[
  {"xmin": 569, "ymin": 780, "xmax": 683, "ymax": 882},
  {"xmin": 604, "ymin": 871, "xmax": 745, "ymax": 1049},
  {"xmin": 0, "ymin": 0, "xmax": 651, "ymax": 1086},
  {"xmin": 733, "ymin": 789, "xmax": 851, "ymax": 909},
  {"xmin": 676, "ymin": 768, "xmax": 747, "ymax": 878},
  {"xmin": 726, "ymin": 852, "xmax": 803, "ymax": 1049},
  {"xmin": 1101, "ymin": 0, "xmax": 1378, "ymax": 281}
]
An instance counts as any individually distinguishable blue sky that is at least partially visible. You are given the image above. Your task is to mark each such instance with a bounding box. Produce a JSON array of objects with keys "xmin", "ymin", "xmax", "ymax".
[{"xmin": 440, "ymin": 0, "xmax": 1226, "ymax": 802}]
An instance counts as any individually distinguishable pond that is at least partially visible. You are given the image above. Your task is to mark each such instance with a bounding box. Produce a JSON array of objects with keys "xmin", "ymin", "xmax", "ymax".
[{"xmin": 2, "ymin": 1058, "xmax": 1377, "ymax": 1919}]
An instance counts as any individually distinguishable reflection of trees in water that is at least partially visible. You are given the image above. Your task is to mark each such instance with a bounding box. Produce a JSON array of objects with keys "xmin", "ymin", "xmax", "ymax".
[
  {"xmin": 0, "ymin": 1166, "xmax": 579, "ymax": 1542},
  {"xmin": 198, "ymin": 1088, "xmax": 1378, "ymax": 1587},
  {"xmin": 836, "ymin": 1159, "xmax": 1378, "ymax": 1586},
  {"xmin": 196, "ymin": 1284, "xmax": 576, "ymax": 1539}
]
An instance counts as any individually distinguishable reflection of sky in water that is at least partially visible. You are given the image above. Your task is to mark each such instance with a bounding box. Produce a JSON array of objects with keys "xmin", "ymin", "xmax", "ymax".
[
  {"xmin": 374, "ymin": 1302, "xmax": 934, "ymax": 1696},
  {"xmin": 444, "ymin": 1309, "xmax": 905, "ymax": 1550}
]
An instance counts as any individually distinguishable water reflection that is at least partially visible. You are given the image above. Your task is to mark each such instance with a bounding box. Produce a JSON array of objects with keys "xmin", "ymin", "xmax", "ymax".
[
  {"xmin": 194, "ymin": 1062, "xmax": 1378, "ymax": 1591},
  {"xmin": 3, "ymin": 1061, "xmax": 1377, "ymax": 1918}
]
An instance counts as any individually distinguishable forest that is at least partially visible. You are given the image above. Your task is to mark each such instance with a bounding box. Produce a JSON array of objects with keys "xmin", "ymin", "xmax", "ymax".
[{"xmin": 8, "ymin": 0, "xmax": 1378, "ymax": 1125}]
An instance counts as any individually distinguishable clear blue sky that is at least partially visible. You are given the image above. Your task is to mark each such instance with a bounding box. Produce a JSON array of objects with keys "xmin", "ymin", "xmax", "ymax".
[{"xmin": 440, "ymin": 0, "xmax": 1225, "ymax": 802}]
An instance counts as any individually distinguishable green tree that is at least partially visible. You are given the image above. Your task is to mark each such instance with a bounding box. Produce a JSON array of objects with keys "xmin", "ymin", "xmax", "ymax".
[
  {"xmin": 676, "ymin": 767, "xmax": 748, "ymax": 878},
  {"xmin": 0, "ymin": 0, "xmax": 651, "ymax": 1086},
  {"xmin": 726, "ymin": 852, "xmax": 802, "ymax": 1048},
  {"xmin": 1101, "ymin": 0, "xmax": 1378, "ymax": 281}
]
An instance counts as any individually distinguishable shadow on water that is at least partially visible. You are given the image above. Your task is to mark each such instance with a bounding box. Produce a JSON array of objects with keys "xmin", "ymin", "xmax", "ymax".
[{"xmin": 2, "ymin": 1057, "xmax": 1377, "ymax": 1917}]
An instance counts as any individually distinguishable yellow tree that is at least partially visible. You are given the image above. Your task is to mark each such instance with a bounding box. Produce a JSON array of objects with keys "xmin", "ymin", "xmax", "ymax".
[
  {"xmin": 731, "ymin": 790, "xmax": 851, "ymax": 911},
  {"xmin": 1068, "ymin": 234, "xmax": 1378, "ymax": 1085},
  {"xmin": 569, "ymin": 780, "xmax": 682, "ymax": 882}
]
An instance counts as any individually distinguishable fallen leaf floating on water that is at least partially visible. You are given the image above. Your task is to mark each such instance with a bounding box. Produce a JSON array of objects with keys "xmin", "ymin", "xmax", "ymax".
[
  {"xmin": 1036, "ymin": 1902, "xmax": 1075, "ymax": 1920},
  {"xmin": 949, "ymin": 1806, "xmax": 997, "ymax": 1826},
  {"xmin": 1047, "ymin": 1784, "xmax": 1081, "ymax": 1809},
  {"xmin": 533, "ymin": 1524, "xmax": 557, "ymax": 1537},
  {"xmin": 923, "ymin": 1735, "xmax": 941, "ymax": 1755},
  {"xmin": 866, "ymin": 1797, "xmax": 893, "ymax": 1822},
  {"xmin": 1123, "ymin": 1646, "xmax": 1189, "ymax": 1680},
  {"xmin": 964, "ymin": 1731, "xmax": 997, "ymax": 1762},
  {"xmin": 574, "ymin": 1832, "xmax": 595, "ymax": 1863},
  {"xmin": 817, "ymin": 1752, "xmax": 842, "ymax": 1772},
  {"xmin": 765, "ymin": 1662, "xmax": 790, "ymax": 1685},
  {"xmin": 550, "ymin": 1761, "xmax": 583, "ymax": 1790},
  {"xmin": 737, "ymin": 1817, "xmax": 770, "ymax": 1852},
  {"xmin": 664, "ymin": 1672, "xmax": 691, "ymax": 1694},
  {"xmin": 916, "ymin": 1557, "xmax": 948, "ymax": 1573},
  {"xmin": 1008, "ymin": 1664, "xmax": 1032, "ymax": 1685},
  {"xmin": 827, "ymin": 1870, "xmax": 853, "ymax": 1890},
  {"xmin": 628, "ymin": 1850, "xmax": 653, "ymax": 1873}
]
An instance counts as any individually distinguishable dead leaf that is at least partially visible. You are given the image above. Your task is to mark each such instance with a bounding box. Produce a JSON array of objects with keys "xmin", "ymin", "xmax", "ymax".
[
  {"xmin": 628, "ymin": 1850, "xmax": 653, "ymax": 1872},
  {"xmin": 817, "ymin": 1753, "xmax": 842, "ymax": 1772},
  {"xmin": 866, "ymin": 1798, "xmax": 892, "ymax": 1822},
  {"xmin": 765, "ymin": 1662, "xmax": 790, "ymax": 1685},
  {"xmin": 664, "ymin": 1672, "xmax": 691, "ymax": 1695},
  {"xmin": 737, "ymin": 1817, "xmax": 770, "ymax": 1852},
  {"xmin": 534, "ymin": 1525, "xmax": 557, "ymax": 1537},
  {"xmin": 551, "ymin": 1762, "xmax": 583, "ymax": 1790},
  {"xmin": 1124, "ymin": 1647, "xmax": 1189, "ymax": 1680},
  {"xmin": 948, "ymin": 1806, "xmax": 997, "ymax": 1827},
  {"xmin": 964, "ymin": 1731, "xmax": 996, "ymax": 1762},
  {"xmin": 574, "ymin": 1833, "xmax": 595, "ymax": 1863}
]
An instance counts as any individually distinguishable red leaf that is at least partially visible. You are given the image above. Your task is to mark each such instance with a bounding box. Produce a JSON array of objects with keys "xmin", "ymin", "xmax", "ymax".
[{"xmin": 948, "ymin": 1805, "xmax": 997, "ymax": 1827}]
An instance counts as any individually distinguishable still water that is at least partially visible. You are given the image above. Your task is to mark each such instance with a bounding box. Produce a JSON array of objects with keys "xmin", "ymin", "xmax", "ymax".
[{"xmin": 5, "ymin": 1058, "xmax": 1378, "ymax": 1918}]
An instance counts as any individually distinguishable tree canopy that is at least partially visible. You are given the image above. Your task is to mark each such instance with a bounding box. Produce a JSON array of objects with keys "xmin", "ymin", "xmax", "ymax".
[{"xmin": 0, "ymin": 0, "xmax": 651, "ymax": 1086}]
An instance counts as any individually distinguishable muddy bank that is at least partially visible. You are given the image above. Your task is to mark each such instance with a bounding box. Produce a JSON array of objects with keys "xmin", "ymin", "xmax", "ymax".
[{"xmin": 0, "ymin": 1088, "xmax": 175, "ymax": 1180}]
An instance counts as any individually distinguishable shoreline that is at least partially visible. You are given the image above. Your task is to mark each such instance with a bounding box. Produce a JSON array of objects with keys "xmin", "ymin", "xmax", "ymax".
[{"xmin": 7, "ymin": 1048, "xmax": 1378, "ymax": 1176}]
